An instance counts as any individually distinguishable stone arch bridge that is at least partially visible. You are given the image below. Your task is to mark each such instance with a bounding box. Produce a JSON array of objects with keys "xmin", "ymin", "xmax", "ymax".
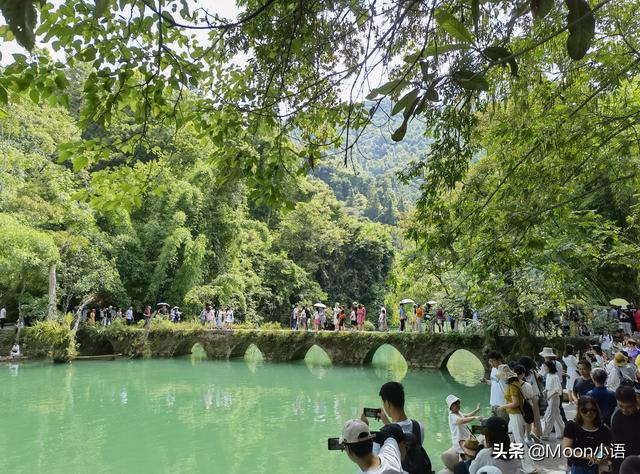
[{"xmin": 73, "ymin": 328, "xmax": 594, "ymax": 370}]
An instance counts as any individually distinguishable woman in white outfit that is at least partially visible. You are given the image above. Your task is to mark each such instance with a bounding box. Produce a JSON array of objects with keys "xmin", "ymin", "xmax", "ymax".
[
  {"xmin": 224, "ymin": 307, "xmax": 234, "ymax": 329},
  {"xmin": 563, "ymin": 344, "xmax": 579, "ymax": 402},
  {"xmin": 541, "ymin": 360, "xmax": 565, "ymax": 440},
  {"xmin": 378, "ymin": 307, "xmax": 387, "ymax": 331}
]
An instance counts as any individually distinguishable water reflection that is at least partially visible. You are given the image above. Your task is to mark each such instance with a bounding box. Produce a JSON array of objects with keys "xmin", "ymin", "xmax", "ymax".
[
  {"xmin": 190, "ymin": 343, "xmax": 206, "ymax": 363},
  {"xmin": 244, "ymin": 344, "xmax": 264, "ymax": 373},
  {"xmin": 0, "ymin": 351, "xmax": 488, "ymax": 473},
  {"xmin": 446, "ymin": 349, "xmax": 484, "ymax": 386},
  {"xmin": 372, "ymin": 344, "xmax": 408, "ymax": 382}
]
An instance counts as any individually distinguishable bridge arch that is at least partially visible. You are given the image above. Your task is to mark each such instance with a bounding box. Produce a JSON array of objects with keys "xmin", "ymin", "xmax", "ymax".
[
  {"xmin": 78, "ymin": 337, "xmax": 115, "ymax": 356},
  {"xmin": 364, "ymin": 343, "xmax": 406, "ymax": 365},
  {"xmin": 290, "ymin": 340, "xmax": 317, "ymax": 361},
  {"xmin": 303, "ymin": 344, "xmax": 332, "ymax": 365},
  {"xmin": 439, "ymin": 347, "xmax": 487, "ymax": 371},
  {"xmin": 244, "ymin": 343, "xmax": 264, "ymax": 360},
  {"xmin": 228, "ymin": 340, "xmax": 253, "ymax": 358}
]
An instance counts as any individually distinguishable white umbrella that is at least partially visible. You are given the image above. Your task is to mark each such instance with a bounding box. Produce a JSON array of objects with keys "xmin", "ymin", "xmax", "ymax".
[
  {"xmin": 427, "ymin": 300, "xmax": 437, "ymax": 305},
  {"xmin": 156, "ymin": 302, "xmax": 170, "ymax": 307},
  {"xmin": 313, "ymin": 303, "xmax": 327, "ymax": 308},
  {"xmin": 400, "ymin": 298, "xmax": 414, "ymax": 305}
]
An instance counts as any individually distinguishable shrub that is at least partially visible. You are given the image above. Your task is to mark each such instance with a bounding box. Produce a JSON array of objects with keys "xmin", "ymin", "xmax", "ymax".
[
  {"xmin": 24, "ymin": 317, "xmax": 76, "ymax": 362},
  {"xmin": 260, "ymin": 321, "xmax": 284, "ymax": 331},
  {"xmin": 363, "ymin": 320, "xmax": 376, "ymax": 331}
]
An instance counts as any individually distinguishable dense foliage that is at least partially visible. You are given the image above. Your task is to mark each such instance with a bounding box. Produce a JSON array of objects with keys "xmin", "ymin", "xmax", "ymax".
[
  {"xmin": 0, "ymin": 95, "xmax": 395, "ymax": 324},
  {"xmin": 1, "ymin": 0, "xmax": 640, "ymax": 339}
]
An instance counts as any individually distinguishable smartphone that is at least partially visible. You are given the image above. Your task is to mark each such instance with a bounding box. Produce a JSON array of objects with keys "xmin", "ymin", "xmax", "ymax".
[
  {"xmin": 364, "ymin": 407, "xmax": 381, "ymax": 418},
  {"xmin": 328, "ymin": 437, "xmax": 344, "ymax": 451},
  {"xmin": 471, "ymin": 425, "xmax": 484, "ymax": 435}
]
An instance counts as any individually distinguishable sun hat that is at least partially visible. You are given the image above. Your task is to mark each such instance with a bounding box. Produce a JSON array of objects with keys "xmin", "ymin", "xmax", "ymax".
[
  {"xmin": 496, "ymin": 364, "xmax": 517, "ymax": 380},
  {"xmin": 462, "ymin": 438, "xmax": 480, "ymax": 457},
  {"xmin": 446, "ymin": 394, "xmax": 461, "ymax": 409},
  {"xmin": 539, "ymin": 347, "xmax": 556, "ymax": 358},
  {"xmin": 477, "ymin": 467, "xmax": 503, "ymax": 474},
  {"xmin": 441, "ymin": 448, "xmax": 460, "ymax": 470},
  {"xmin": 341, "ymin": 419, "xmax": 374, "ymax": 444},
  {"xmin": 621, "ymin": 455, "xmax": 640, "ymax": 474},
  {"xmin": 614, "ymin": 352, "xmax": 629, "ymax": 367}
]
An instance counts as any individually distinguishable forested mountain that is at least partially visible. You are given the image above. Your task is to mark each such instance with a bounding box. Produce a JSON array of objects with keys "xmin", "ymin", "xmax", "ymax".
[
  {"xmin": 312, "ymin": 100, "xmax": 427, "ymax": 225},
  {"xmin": 0, "ymin": 94, "xmax": 395, "ymax": 325}
]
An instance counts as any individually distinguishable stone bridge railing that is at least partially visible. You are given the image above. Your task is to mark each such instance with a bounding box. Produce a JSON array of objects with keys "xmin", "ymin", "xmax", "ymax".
[{"xmin": 68, "ymin": 328, "xmax": 595, "ymax": 370}]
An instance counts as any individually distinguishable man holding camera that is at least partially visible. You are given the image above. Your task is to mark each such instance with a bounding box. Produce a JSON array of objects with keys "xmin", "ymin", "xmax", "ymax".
[
  {"xmin": 340, "ymin": 419, "xmax": 404, "ymax": 473},
  {"xmin": 376, "ymin": 382, "xmax": 431, "ymax": 474}
]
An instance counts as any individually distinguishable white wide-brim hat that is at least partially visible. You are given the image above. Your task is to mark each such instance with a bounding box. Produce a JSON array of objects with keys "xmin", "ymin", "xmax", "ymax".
[
  {"xmin": 446, "ymin": 394, "xmax": 460, "ymax": 409},
  {"xmin": 539, "ymin": 347, "xmax": 556, "ymax": 358}
]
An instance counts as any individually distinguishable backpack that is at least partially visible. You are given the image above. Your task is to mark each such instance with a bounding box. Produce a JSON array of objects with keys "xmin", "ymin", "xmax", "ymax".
[
  {"xmin": 517, "ymin": 384, "xmax": 535, "ymax": 424},
  {"xmin": 617, "ymin": 368, "xmax": 640, "ymax": 390},
  {"xmin": 401, "ymin": 420, "xmax": 432, "ymax": 474}
]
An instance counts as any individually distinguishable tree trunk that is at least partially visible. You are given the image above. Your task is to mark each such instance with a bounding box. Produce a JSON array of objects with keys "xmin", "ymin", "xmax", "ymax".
[{"xmin": 47, "ymin": 262, "xmax": 57, "ymax": 320}]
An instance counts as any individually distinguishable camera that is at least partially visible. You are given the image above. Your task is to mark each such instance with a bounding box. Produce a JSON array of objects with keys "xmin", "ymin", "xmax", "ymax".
[
  {"xmin": 327, "ymin": 437, "xmax": 344, "ymax": 451},
  {"xmin": 363, "ymin": 407, "xmax": 381, "ymax": 418}
]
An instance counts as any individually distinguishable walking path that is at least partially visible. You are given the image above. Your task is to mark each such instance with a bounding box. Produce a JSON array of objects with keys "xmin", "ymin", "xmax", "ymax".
[{"xmin": 537, "ymin": 402, "xmax": 576, "ymax": 473}]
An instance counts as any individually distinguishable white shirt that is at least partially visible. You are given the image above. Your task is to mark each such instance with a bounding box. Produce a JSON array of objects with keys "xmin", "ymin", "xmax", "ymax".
[
  {"xmin": 126, "ymin": 309, "xmax": 133, "ymax": 320},
  {"xmin": 395, "ymin": 418, "xmax": 425, "ymax": 445},
  {"xmin": 358, "ymin": 438, "xmax": 403, "ymax": 474},
  {"xmin": 0, "ymin": 308, "xmax": 6, "ymax": 319},
  {"xmin": 601, "ymin": 334, "xmax": 613, "ymax": 351},
  {"xmin": 524, "ymin": 372, "xmax": 541, "ymax": 397},
  {"xmin": 469, "ymin": 447, "xmax": 523, "ymax": 474},
  {"xmin": 225, "ymin": 310, "xmax": 234, "ymax": 323},
  {"xmin": 545, "ymin": 373, "xmax": 562, "ymax": 398},
  {"xmin": 489, "ymin": 367, "xmax": 507, "ymax": 406},
  {"xmin": 520, "ymin": 380, "xmax": 534, "ymax": 400},
  {"xmin": 448, "ymin": 412, "xmax": 471, "ymax": 453}
]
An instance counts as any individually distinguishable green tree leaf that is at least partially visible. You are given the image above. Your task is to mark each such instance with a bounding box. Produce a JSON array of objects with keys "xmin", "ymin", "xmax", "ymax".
[
  {"xmin": 0, "ymin": 0, "xmax": 42, "ymax": 51},
  {"xmin": 391, "ymin": 118, "xmax": 408, "ymax": 142},
  {"xmin": 435, "ymin": 10, "xmax": 475, "ymax": 44},
  {"xmin": 483, "ymin": 46, "xmax": 519, "ymax": 76},
  {"xmin": 565, "ymin": 0, "xmax": 595, "ymax": 60},
  {"xmin": 391, "ymin": 88, "xmax": 419, "ymax": 116},
  {"xmin": 94, "ymin": 0, "xmax": 111, "ymax": 18},
  {"xmin": 451, "ymin": 69, "xmax": 489, "ymax": 91},
  {"xmin": 531, "ymin": 0, "xmax": 554, "ymax": 19}
]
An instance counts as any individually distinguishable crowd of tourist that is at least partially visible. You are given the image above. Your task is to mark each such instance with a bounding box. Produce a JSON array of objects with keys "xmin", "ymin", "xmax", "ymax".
[
  {"xmin": 337, "ymin": 339, "xmax": 640, "ymax": 474},
  {"xmin": 198, "ymin": 305, "xmax": 235, "ymax": 329}
]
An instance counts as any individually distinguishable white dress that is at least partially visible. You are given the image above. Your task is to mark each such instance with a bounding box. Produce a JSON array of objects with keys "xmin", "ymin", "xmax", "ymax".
[{"xmin": 563, "ymin": 355, "xmax": 579, "ymax": 391}]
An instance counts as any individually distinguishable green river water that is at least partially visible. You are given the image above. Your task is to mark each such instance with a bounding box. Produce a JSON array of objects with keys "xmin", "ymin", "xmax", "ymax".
[{"xmin": 0, "ymin": 345, "xmax": 488, "ymax": 473}]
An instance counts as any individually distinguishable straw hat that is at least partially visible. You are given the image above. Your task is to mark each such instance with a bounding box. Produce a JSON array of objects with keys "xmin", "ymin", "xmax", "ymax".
[
  {"xmin": 614, "ymin": 352, "xmax": 629, "ymax": 367},
  {"xmin": 539, "ymin": 347, "xmax": 556, "ymax": 358},
  {"xmin": 446, "ymin": 394, "xmax": 460, "ymax": 409},
  {"xmin": 462, "ymin": 438, "xmax": 480, "ymax": 457},
  {"xmin": 496, "ymin": 364, "xmax": 517, "ymax": 380}
]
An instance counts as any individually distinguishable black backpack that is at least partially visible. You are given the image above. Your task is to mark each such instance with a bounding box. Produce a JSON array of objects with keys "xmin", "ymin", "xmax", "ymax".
[{"xmin": 402, "ymin": 420, "xmax": 432, "ymax": 474}]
